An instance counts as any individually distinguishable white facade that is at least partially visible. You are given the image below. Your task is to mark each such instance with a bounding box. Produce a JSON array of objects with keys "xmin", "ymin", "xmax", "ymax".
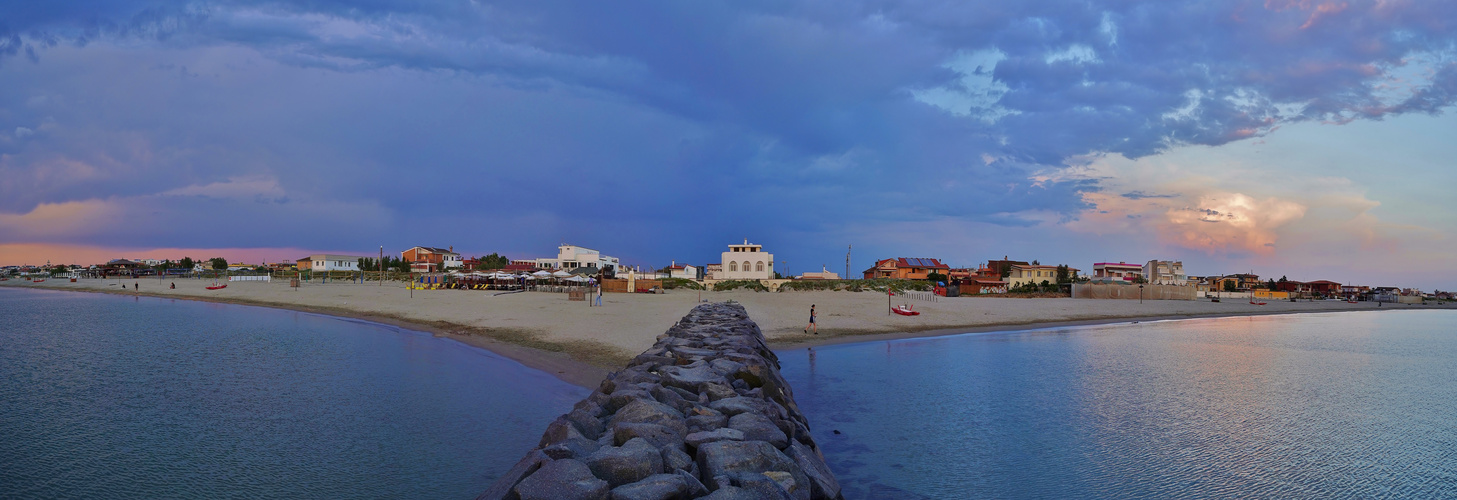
[
  {"xmin": 668, "ymin": 262, "xmax": 700, "ymax": 280},
  {"xmin": 535, "ymin": 244, "xmax": 620, "ymax": 272},
  {"xmin": 1093, "ymin": 262, "xmax": 1143, "ymax": 282},
  {"xmin": 308, "ymin": 254, "xmax": 363, "ymax": 272},
  {"xmin": 718, "ymin": 240, "xmax": 774, "ymax": 280},
  {"xmin": 800, "ymin": 266, "xmax": 841, "ymax": 280},
  {"xmin": 1142, "ymin": 260, "xmax": 1187, "ymax": 285}
]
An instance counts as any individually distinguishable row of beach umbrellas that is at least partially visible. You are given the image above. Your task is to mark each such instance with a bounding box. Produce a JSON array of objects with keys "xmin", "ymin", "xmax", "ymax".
[{"xmin": 444, "ymin": 270, "xmax": 593, "ymax": 282}]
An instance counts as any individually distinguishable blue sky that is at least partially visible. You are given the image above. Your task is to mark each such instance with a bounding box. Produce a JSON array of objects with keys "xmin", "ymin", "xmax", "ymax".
[{"xmin": 2, "ymin": 1, "xmax": 1454, "ymax": 289}]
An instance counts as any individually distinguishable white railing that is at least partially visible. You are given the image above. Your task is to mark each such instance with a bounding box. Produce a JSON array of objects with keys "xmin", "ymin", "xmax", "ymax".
[{"xmin": 228, "ymin": 275, "xmax": 271, "ymax": 282}]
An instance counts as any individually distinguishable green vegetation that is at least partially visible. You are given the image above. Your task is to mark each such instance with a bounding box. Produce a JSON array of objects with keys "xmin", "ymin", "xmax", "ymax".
[
  {"xmin": 209, "ymin": 257, "xmax": 228, "ymax": 271},
  {"xmin": 660, "ymin": 277, "xmax": 704, "ymax": 290},
  {"xmin": 712, "ymin": 280, "xmax": 770, "ymax": 292},
  {"xmin": 776, "ymin": 279, "xmax": 932, "ymax": 293},
  {"xmin": 474, "ymin": 253, "xmax": 509, "ymax": 270}
]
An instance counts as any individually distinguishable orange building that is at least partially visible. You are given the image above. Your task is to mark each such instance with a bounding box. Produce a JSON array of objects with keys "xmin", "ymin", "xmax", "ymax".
[
  {"xmin": 863, "ymin": 258, "xmax": 949, "ymax": 280},
  {"xmin": 402, "ymin": 246, "xmax": 462, "ymax": 273}
]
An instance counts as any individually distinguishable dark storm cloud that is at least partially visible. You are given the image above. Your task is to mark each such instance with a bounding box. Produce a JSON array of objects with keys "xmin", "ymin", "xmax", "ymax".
[{"xmin": 2, "ymin": 0, "xmax": 1456, "ymax": 263}]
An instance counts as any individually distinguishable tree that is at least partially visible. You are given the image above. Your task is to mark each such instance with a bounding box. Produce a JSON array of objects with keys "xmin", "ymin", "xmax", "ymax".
[
  {"xmin": 1267, "ymin": 279, "xmax": 1278, "ymax": 290},
  {"xmin": 210, "ymin": 257, "xmax": 227, "ymax": 271},
  {"xmin": 180, "ymin": 257, "xmax": 195, "ymax": 270},
  {"xmin": 926, "ymin": 272, "xmax": 948, "ymax": 284},
  {"xmin": 1133, "ymin": 276, "xmax": 1148, "ymax": 284},
  {"xmin": 477, "ymin": 253, "xmax": 509, "ymax": 270},
  {"xmin": 1055, "ymin": 265, "xmax": 1070, "ymax": 284},
  {"xmin": 1279, "ymin": 275, "xmax": 1289, "ymax": 283},
  {"xmin": 1223, "ymin": 280, "xmax": 1237, "ymax": 292},
  {"xmin": 1032, "ymin": 259, "xmax": 1041, "ymax": 265}
]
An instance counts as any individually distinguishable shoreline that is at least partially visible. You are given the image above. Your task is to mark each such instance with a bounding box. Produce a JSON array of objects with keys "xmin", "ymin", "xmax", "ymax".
[
  {"xmin": 5, "ymin": 280, "xmax": 1451, "ymax": 389},
  {"xmin": 765, "ymin": 306, "xmax": 1443, "ymax": 351},
  {"xmin": 0, "ymin": 283, "xmax": 612, "ymax": 388}
]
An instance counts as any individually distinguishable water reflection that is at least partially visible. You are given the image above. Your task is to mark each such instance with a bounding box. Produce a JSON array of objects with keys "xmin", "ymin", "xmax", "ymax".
[{"xmin": 779, "ymin": 312, "xmax": 1457, "ymax": 499}]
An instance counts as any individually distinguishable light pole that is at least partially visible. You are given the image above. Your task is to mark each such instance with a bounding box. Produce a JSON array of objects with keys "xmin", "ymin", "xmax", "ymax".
[{"xmin": 1139, "ymin": 284, "xmax": 1144, "ymax": 304}]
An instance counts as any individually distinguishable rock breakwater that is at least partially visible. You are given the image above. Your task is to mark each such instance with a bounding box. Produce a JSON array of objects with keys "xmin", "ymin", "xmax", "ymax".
[{"xmin": 479, "ymin": 302, "xmax": 842, "ymax": 500}]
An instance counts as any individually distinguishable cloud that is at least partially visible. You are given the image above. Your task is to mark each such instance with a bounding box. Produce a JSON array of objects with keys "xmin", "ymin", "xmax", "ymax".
[
  {"xmin": 14, "ymin": 126, "xmax": 33, "ymax": 137},
  {"xmin": 1, "ymin": 0, "xmax": 1455, "ymax": 289}
]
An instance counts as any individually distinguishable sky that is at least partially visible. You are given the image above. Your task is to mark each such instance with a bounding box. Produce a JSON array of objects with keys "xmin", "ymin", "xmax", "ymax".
[{"xmin": 1, "ymin": 0, "xmax": 1454, "ymax": 290}]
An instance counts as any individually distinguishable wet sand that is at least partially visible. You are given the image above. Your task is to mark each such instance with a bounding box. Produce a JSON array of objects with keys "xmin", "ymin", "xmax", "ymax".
[{"xmin": 5, "ymin": 277, "xmax": 1449, "ymax": 388}]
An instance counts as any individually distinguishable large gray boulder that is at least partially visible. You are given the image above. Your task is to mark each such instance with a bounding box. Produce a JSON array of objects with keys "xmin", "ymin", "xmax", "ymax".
[
  {"xmin": 607, "ymin": 473, "xmax": 690, "ymax": 500},
  {"xmin": 695, "ymin": 440, "xmax": 809, "ymax": 499},
  {"xmin": 513, "ymin": 459, "xmax": 609, "ymax": 500},
  {"xmin": 586, "ymin": 437, "xmax": 664, "ymax": 487},
  {"xmin": 727, "ymin": 413, "xmax": 788, "ymax": 450}
]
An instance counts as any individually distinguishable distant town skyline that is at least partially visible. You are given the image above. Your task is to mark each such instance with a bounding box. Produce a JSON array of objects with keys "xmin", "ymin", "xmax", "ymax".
[{"xmin": 2, "ymin": 1, "xmax": 1454, "ymax": 290}]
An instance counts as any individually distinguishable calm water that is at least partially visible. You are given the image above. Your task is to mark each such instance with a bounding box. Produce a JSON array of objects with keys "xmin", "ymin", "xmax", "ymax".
[
  {"xmin": 779, "ymin": 311, "xmax": 1457, "ymax": 499},
  {"xmin": 0, "ymin": 288, "xmax": 587, "ymax": 499}
]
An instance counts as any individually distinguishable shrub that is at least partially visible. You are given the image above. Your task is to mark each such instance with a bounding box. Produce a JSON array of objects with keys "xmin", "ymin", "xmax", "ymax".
[
  {"xmin": 713, "ymin": 280, "xmax": 769, "ymax": 292},
  {"xmin": 660, "ymin": 278, "xmax": 704, "ymax": 290}
]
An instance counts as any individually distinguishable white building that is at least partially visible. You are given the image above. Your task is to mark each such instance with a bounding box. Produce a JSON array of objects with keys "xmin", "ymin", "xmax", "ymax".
[
  {"xmin": 718, "ymin": 240, "xmax": 774, "ymax": 280},
  {"xmin": 799, "ymin": 266, "xmax": 841, "ymax": 280},
  {"xmin": 1093, "ymin": 262, "xmax": 1143, "ymax": 282},
  {"xmin": 534, "ymin": 244, "xmax": 620, "ymax": 273},
  {"xmin": 302, "ymin": 254, "xmax": 364, "ymax": 272},
  {"xmin": 666, "ymin": 261, "xmax": 700, "ymax": 280},
  {"xmin": 1142, "ymin": 260, "xmax": 1187, "ymax": 285}
]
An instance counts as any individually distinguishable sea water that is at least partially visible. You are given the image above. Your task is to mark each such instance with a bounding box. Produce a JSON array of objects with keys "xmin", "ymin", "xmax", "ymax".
[
  {"xmin": 779, "ymin": 311, "xmax": 1457, "ymax": 499},
  {"xmin": 0, "ymin": 288, "xmax": 587, "ymax": 499}
]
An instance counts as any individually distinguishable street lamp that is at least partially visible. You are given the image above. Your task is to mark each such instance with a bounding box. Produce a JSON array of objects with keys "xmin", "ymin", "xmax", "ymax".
[{"xmin": 1139, "ymin": 284, "xmax": 1144, "ymax": 304}]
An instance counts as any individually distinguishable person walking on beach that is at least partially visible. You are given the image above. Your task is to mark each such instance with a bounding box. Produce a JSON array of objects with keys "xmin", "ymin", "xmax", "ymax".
[
  {"xmin": 804, "ymin": 304, "xmax": 817, "ymax": 335},
  {"xmin": 595, "ymin": 285, "xmax": 603, "ymax": 307}
]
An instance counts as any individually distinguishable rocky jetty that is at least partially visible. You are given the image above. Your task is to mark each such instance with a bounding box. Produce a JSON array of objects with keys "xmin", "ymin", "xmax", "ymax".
[{"xmin": 479, "ymin": 302, "xmax": 842, "ymax": 500}]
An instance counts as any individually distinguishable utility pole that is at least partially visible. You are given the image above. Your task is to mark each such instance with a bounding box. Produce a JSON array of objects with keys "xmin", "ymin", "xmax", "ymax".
[
  {"xmin": 379, "ymin": 246, "xmax": 383, "ymax": 286},
  {"xmin": 846, "ymin": 245, "xmax": 851, "ymax": 280}
]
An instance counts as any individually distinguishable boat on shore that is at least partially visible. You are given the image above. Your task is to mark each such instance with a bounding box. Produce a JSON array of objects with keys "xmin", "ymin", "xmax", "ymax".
[{"xmin": 892, "ymin": 304, "xmax": 920, "ymax": 316}]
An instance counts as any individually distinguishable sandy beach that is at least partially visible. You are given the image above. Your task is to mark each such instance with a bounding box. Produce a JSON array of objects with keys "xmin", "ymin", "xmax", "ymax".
[{"xmin": 6, "ymin": 277, "xmax": 1451, "ymax": 387}]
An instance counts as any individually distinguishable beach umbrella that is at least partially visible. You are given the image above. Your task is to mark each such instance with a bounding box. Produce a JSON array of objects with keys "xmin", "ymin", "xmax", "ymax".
[
  {"xmin": 532, "ymin": 270, "xmax": 552, "ymax": 277},
  {"xmin": 552, "ymin": 270, "xmax": 572, "ymax": 278}
]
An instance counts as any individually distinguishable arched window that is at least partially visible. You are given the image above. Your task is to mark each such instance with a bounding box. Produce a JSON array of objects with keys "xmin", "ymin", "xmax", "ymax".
[
  {"xmin": 756, "ymin": 262, "xmax": 764, "ymax": 272},
  {"xmin": 729, "ymin": 262, "xmax": 737, "ymax": 272}
]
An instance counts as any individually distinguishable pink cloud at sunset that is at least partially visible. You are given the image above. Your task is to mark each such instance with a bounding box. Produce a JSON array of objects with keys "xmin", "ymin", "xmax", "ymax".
[{"xmin": 0, "ymin": 243, "xmax": 332, "ymax": 267}]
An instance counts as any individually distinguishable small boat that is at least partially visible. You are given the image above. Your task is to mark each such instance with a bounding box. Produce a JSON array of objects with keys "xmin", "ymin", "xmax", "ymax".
[
  {"xmin": 892, "ymin": 305, "xmax": 920, "ymax": 316},
  {"xmin": 32, "ymin": 279, "xmax": 45, "ymax": 283},
  {"xmin": 1249, "ymin": 299, "xmax": 1267, "ymax": 305},
  {"xmin": 206, "ymin": 284, "xmax": 227, "ymax": 290}
]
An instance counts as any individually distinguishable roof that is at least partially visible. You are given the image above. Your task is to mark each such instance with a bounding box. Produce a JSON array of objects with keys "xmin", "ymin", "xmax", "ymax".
[
  {"xmin": 882, "ymin": 258, "xmax": 949, "ymax": 269},
  {"xmin": 667, "ymin": 264, "xmax": 686, "ymax": 269},
  {"xmin": 1093, "ymin": 262, "xmax": 1142, "ymax": 268},
  {"xmin": 308, "ymin": 254, "xmax": 366, "ymax": 260},
  {"xmin": 408, "ymin": 246, "xmax": 458, "ymax": 255}
]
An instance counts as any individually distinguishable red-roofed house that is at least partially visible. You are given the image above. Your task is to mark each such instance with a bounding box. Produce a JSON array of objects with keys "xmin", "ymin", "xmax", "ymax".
[{"xmin": 863, "ymin": 258, "xmax": 949, "ymax": 280}]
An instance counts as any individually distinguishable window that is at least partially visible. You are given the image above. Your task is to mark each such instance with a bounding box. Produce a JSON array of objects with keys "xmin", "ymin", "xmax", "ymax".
[
  {"xmin": 756, "ymin": 262, "xmax": 764, "ymax": 272},
  {"xmin": 729, "ymin": 262, "xmax": 737, "ymax": 272}
]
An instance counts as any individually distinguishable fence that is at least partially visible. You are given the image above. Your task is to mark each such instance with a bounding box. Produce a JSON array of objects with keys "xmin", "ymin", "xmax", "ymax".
[
  {"xmin": 228, "ymin": 275, "xmax": 271, "ymax": 282},
  {"xmin": 1072, "ymin": 283, "xmax": 1196, "ymax": 300},
  {"xmin": 898, "ymin": 290, "xmax": 939, "ymax": 302},
  {"xmin": 602, "ymin": 279, "xmax": 663, "ymax": 293}
]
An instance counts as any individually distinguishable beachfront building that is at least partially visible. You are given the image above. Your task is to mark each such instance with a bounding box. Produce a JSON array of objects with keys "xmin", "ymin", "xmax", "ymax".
[
  {"xmin": 299, "ymin": 254, "xmax": 364, "ymax": 272},
  {"xmin": 532, "ymin": 244, "xmax": 620, "ymax": 274},
  {"xmin": 862, "ymin": 258, "xmax": 949, "ymax": 280},
  {"xmin": 1142, "ymin": 260, "xmax": 1187, "ymax": 285},
  {"xmin": 719, "ymin": 241, "xmax": 775, "ymax": 280},
  {"xmin": 704, "ymin": 263, "xmax": 722, "ymax": 280},
  {"xmin": 403, "ymin": 246, "xmax": 462, "ymax": 272},
  {"xmin": 1093, "ymin": 262, "xmax": 1144, "ymax": 282},
  {"xmin": 1005, "ymin": 264, "xmax": 1080, "ymax": 288},
  {"xmin": 799, "ymin": 266, "xmax": 841, "ymax": 280},
  {"xmin": 666, "ymin": 262, "xmax": 701, "ymax": 280}
]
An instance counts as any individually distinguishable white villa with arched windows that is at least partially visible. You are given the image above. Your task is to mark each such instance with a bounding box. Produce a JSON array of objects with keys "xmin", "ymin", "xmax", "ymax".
[{"xmin": 718, "ymin": 240, "xmax": 774, "ymax": 280}]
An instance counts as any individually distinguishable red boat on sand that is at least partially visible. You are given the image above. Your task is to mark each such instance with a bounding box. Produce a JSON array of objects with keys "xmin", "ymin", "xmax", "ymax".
[
  {"xmin": 892, "ymin": 304, "xmax": 920, "ymax": 316},
  {"xmin": 206, "ymin": 284, "xmax": 227, "ymax": 290}
]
